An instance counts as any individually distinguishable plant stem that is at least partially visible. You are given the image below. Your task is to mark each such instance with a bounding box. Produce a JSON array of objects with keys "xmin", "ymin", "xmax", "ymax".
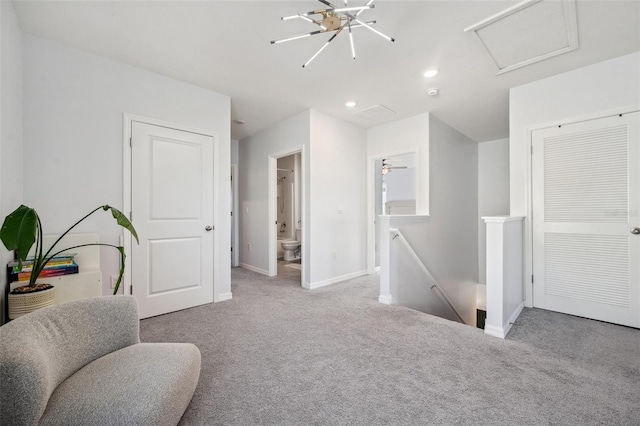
[
  {"xmin": 29, "ymin": 216, "xmax": 45, "ymax": 286},
  {"xmin": 41, "ymin": 206, "xmax": 104, "ymax": 262},
  {"xmin": 45, "ymin": 243, "xmax": 127, "ymax": 294}
]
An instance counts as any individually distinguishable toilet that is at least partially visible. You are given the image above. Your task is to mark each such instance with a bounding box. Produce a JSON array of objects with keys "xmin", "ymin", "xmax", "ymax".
[
  {"xmin": 281, "ymin": 240, "xmax": 300, "ymax": 261},
  {"xmin": 281, "ymin": 228, "xmax": 302, "ymax": 261}
]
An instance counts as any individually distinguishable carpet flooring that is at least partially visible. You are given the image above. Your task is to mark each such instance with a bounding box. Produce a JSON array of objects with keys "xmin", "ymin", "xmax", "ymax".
[{"xmin": 139, "ymin": 267, "xmax": 640, "ymax": 425}]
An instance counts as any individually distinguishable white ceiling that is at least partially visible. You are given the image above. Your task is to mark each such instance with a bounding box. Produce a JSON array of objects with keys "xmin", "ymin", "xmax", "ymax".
[{"xmin": 13, "ymin": 0, "xmax": 640, "ymax": 142}]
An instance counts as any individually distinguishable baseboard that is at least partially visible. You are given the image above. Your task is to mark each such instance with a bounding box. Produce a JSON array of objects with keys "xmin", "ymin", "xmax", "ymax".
[
  {"xmin": 306, "ymin": 270, "xmax": 368, "ymax": 290},
  {"xmin": 484, "ymin": 324, "xmax": 507, "ymax": 339},
  {"xmin": 216, "ymin": 292, "xmax": 233, "ymax": 302},
  {"xmin": 378, "ymin": 294, "xmax": 393, "ymax": 305},
  {"xmin": 506, "ymin": 301, "xmax": 525, "ymax": 334},
  {"xmin": 484, "ymin": 302, "xmax": 525, "ymax": 339},
  {"xmin": 239, "ymin": 263, "xmax": 269, "ymax": 276}
]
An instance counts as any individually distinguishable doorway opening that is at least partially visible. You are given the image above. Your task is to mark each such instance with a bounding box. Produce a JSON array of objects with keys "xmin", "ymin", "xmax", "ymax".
[
  {"xmin": 269, "ymin": 147, "xmax": 305, "ymax": 284},
  {"xmin": 368, "ymin": 150, "xmax": 418, "ymax": 273}
]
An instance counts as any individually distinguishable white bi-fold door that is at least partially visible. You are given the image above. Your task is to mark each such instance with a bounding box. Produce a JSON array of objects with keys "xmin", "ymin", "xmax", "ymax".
[
  {"xmin": 532, "ymin": 111, "xmax": 640, "ymax": 328},
  {"xmin": 131, "ymin": 121, "xmax": 214, "ymax": 319}
]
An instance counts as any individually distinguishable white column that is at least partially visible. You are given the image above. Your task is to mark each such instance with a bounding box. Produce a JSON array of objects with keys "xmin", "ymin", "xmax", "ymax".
[
  {"xmin": 483, "ymin": 216, "xmax": 525, "ymax": 338},
  {"xmin": 378, "ymin": 215, "xmax": 393, "ymax": 304}
]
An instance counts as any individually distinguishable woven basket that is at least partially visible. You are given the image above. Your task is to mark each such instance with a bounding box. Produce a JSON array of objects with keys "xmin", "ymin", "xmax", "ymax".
[{"xmin": 8, "ymin": 286, "xmax": 56, "ymax": 319}]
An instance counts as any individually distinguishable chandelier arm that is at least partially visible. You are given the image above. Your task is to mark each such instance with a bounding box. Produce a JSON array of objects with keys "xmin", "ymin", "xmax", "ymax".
[
  {"xmin": 271, "ymin": 20, "xmax": 375, "ymax": 45},
  {"xmin": 282, "ymin": 13, "xmax": 326, "ymax": 29},
  {"xmin": 297, "ymin": 13, "xmax": 328, "ymax": 29},
  {"xmin": 317, "ymin": 0, "xmax": 337, "ymax": 9},
  {"xmin": 350, "ymin": 20, "xmax": 376, "ymax": 28},
  {"xmin": 356, "ymin": 0, "xmax": 375, "ymax": 17},
  {"xmin": 347, "ymin": 14, "xmax": 394, "ymax": 42},
  {"xmin": 327, "ymin": 6, "xmax": 374, "ymax": 14},
  {"xmin": 348, "ymin": 19, "xmax": 356, "ymax": 59},
  {"xmin": 270, "ymin": 29, "xmax": 326, "ymax": 45},
  {"xmin": 302, "ymin": 27, "xmax": 344, "ymax": 68}
]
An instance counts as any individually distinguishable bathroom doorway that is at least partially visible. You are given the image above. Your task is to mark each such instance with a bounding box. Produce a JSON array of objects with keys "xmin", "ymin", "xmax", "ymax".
[{"xmin": 268, "ymin": 147, "xmax": 305, "ymax": 283}]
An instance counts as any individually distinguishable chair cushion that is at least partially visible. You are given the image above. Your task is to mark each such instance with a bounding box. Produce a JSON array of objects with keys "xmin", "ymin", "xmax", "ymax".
[
  {"xmin": 0, "ymin": 296, "xmax": 140, "ymax": 426},
  {"xmin": 39, "ymin": 343, "xmax": 201, "ymax": 426}
]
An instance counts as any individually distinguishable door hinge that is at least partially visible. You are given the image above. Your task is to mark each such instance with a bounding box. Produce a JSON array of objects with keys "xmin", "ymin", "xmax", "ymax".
[
  {"xmin": 531, "ymin": 275, "xmax": 534, "ymax": 284},
  {"xmin": 129, "ymin": 137, "xmax": 132, "ymax": 147},
  {"xmin": 130, "ymin": 211, "xmax": 133, "ymax": 221},
  {"xmin": 531, "ymin": 145, "xmax": 533, "ymax": 155},
  {"xmin": 130, "ymin": 284, "xmax": 133, "ymax": 295},
  {"xmin": 231, "ymin": 211, "xmax": 233, "ymax": 216}
]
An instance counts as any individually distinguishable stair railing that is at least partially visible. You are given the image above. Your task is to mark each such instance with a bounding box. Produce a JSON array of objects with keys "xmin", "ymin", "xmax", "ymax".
[{"xmin": 390, "ymin": 228, "xmax": 465, "ymax": 324}]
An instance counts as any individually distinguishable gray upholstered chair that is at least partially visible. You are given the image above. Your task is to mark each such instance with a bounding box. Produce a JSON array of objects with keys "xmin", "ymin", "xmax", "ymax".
[{"xmin": 0, "ymin": 296, "xmax": 201, "ymax": 426}]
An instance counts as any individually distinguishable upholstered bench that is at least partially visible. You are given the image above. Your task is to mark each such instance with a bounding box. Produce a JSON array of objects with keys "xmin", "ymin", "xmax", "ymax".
[{"xmin": 0, "ymin": 296, "xmax": 201, "ymax": 426}]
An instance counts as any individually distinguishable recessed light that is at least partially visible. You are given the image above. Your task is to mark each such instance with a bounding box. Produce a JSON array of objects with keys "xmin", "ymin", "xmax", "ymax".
[
  {"xmin": 427, "ymin": 88, "xmax": 439, "ymax": 96},
  {"xmin": 345, "ymin": 101, "xmax": 357, "ymax": 108},
  {"xmin": 423, "ymin": 69, "xmax": 439, "ymax": 78}
]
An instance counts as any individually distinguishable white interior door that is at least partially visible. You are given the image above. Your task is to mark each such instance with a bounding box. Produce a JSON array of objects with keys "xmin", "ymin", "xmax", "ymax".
[
  {"xmin": 131, "ymin": 121, "xmax": 214, "ymax": 319},
  {"xmin": 532, "ymin": 111, "xmax": 640, "ymax": 327}
]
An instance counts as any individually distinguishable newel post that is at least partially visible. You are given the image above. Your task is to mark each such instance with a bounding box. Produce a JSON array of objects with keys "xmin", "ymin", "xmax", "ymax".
[{"xmin": 483, "ymin": 216, "xmax": 525, "ymax": 338}]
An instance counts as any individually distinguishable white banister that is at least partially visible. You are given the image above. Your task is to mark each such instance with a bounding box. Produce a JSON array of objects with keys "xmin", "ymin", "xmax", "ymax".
[
  {"xmin": 483, "ymin": 216, "xmax": 525, "ymax": 338},
  {"xmin": 378, "ymin": 216, "xmax": 393, "ymax": 305}
]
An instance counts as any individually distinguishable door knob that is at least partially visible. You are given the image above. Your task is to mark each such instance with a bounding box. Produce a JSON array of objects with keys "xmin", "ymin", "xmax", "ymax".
[
  {"xmin": 205, "ymin": 225, "xmax": 213, "ymax": 231},
  {"xmin": 631, "ymin": 227, "xmax": 640, "ymax": 235}
]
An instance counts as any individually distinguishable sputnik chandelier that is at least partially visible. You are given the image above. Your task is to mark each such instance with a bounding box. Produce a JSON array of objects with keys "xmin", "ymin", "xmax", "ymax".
[{"xmin": 270, "ymin": 0, "xmax": 395, "ymax": 68}]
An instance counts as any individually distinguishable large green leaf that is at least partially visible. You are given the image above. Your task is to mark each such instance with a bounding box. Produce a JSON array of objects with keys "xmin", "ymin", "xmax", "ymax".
[
  {"xmin": 0, "ymin": 205, "xmax": 38, "ymax": 261},
  {"xmin": 103, "ymin": 205, "xmax": 139, "ymax": 243}
]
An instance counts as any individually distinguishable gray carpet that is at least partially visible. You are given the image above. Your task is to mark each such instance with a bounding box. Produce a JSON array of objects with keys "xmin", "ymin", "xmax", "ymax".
[{"xmin": 139, "ymin": 267, "xmax": 640, "ymax": 425}]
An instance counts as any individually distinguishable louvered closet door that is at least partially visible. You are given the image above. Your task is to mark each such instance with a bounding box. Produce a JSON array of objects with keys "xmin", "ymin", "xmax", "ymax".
[{"xmin": 532, "ymin": 112, "xmax": 640, "ymax": 328}]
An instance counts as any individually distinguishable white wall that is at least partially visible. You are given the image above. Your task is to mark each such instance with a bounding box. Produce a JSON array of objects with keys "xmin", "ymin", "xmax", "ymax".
[
  {"xmin": 383, "ymin": 114, "xmax": 479, "ymax": 324},
  {"xmin": 478, "ymin": 138, "xmax": 509, "ymax": 285},
  {"xmin": 239, "ymin": 110, "xmax": 310, "ymax": 278},
  {"xmin": 367, "ymin": 113, "xmax": 429, "ymax": 272},
  {"xmin": 367, "ymin": 113, "xmax": 429, "ymax": 214},
  {"xmin": 0, "ymin": 1, "xmax": 23, "ymax": 323},
  {"xmin": 510, "ymin": 52, "xmax": 640, "ymax": 215},
  {"xmin": 238, "ymin": 109, "xmax": 367, "ymax": 287},
  {"xmin": 384, "ymin": 168, "xmax": 415, "ymax": 203},
  {"xmin": 309, "ymin": 109, "xmax": 367, "ymax": 287},
  {"xmin": 427, "ymin": 114, "xmax": 479, "ymax": 323},
  {"xmin": 231, "ymin": 139, "xmax": 239, "ymax": 164},
  {"xmin": 22, "ymin": 34, "xmax": 231, "ymax": 298}
]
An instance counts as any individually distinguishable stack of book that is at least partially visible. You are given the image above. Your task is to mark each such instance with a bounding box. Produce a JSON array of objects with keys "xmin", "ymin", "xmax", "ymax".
[{"xmin": 8, "ymin": 254, "xmax": 79, "ymax": 283}]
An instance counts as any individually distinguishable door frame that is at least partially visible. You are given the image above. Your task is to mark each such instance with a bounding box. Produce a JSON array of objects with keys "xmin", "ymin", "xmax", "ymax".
[
  {"xmin": 122, "ymin": 113, "xmax": 221, "ymax": 299},
  {"xmin": 231, "ymin": 163, "xmax": 239, "ymax": 267},
  {"xmin": 524, "ymin": 105, "xmax": 640, "ymax": 308},
  {"xmin": 268, "ymin": 146, "xmax": 306, "ymax": 284}
]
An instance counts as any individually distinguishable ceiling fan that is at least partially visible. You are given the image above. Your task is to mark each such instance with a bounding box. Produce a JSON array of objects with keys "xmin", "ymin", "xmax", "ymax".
[
  {"xmin": 381, "ymin": 159, "xmax": 407, "ymax": 175},
  {"xmin": 271, "ymin": 0, "xmax": 395, "ymax": 68}
]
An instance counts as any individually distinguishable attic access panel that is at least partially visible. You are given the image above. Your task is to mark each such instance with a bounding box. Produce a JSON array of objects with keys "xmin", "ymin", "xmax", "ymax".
[{"xmin": 465, "ymin": 0, "xmax": 578, "ymax": 75}]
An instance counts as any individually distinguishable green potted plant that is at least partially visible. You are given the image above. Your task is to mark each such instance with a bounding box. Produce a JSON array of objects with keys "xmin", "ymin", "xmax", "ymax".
[{"xmin": 1, "ymin": 204, "xmax": 138, "ymax": 319}]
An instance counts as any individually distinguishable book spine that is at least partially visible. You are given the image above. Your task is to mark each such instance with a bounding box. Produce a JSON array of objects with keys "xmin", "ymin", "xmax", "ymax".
[
  {"xmin": 17, "ymin": 265, "xmax": 79, "ymax": 282},
  {"xmin": 13, "ymin": 260, "xmax": 75, "ymax": 273},
  {"xmin": 8, "ymin": 254, "xmax": 76, "ymax": 268}
]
